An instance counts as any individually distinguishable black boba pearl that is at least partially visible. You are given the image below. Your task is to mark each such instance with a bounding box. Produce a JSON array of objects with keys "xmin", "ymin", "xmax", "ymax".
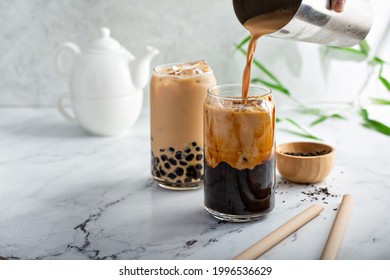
[
  {"xmin": 161, "ymin": 155, "xmax": 168, "ymax": 161},
  {"xmin": 191, "ymin": 142, "xmax": 197, "ymax": 147},
  {"xmin": 169, "ymin": 158, "xmax": 177, "ymax": 165},
  {"xmin": 160, "ymin": 148, "xmax": 165, "ymax": 152},
  {"xmin": 196, "ymin": 154, "xmax": 203, "ymax": 161},
  {"xmin": 194, "ymin": 171, "xmax": 202, "ymax": 179},
  {"xmin": 179, "ymin": 161, "xmax": 188, "ymax": 166},
  {"xmin": 185, "ymin": 154, "xmax": 194, "ymax": 161},
  {"xmin": 175, "ymin": 167, "xmax": 184, "ymax": 176},
  {"xmin": 184, "ymin": 147, "xmax": 191, "ymax": 153},
  {"xmin": 159, "ymin": 168, "xmax": 166, "ymax": 176},
  {"xmin": 195, "ymin": 146, "xmax": 201, "ymax": 152},
  {"xmin": 186, "ymin": 166, "xmax": 196, "ymax": 175},
  {"xmin": 175, "ymin": 151, "xmax": 184, "ymax": 160},
  {"xmin": 164, "ymin": 162, "xmax": 171, "ymax": 169},
  {"xmin": 168, "ymin": 147, "xmax": 175, "ymax": 153},
  {"xmin": 168, "ymin": 173, "xmax": 177, "ymax": 179},
  {"xmin": 154, "ymin": 157, "xmax": 160, "ymax": 164},
  {"xmin": 195, "ymin": 164, "xmax": 202, "ymax": 170},
  {"xmin": 155, "ymin": 171, "xmax": 161, "ymax": 177}
]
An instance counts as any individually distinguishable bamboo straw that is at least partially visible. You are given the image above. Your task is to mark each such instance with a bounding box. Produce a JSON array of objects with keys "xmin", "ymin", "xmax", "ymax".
[
  {"xmin": 234, "ymin": 204, "xmax": 324, "ymax": 260},
  {"xmin": 321, "ymin": 194, "xmax": 355, "ymax": 260}
]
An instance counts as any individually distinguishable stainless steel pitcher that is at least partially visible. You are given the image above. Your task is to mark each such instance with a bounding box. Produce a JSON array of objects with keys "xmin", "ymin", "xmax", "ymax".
[{"xmin": 233, "ymin": 0, "xmax": 373, "ymax": 47}]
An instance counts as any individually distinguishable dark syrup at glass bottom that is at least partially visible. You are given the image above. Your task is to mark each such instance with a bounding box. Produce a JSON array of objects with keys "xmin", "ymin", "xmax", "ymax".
[{"xmin": 204, "ymin": 157, "xmax": 275, "ymax": 216}]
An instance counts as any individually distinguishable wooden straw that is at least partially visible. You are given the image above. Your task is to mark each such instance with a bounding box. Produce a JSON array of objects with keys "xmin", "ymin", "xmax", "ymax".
[
  {"xmin": 234, "ymin": 204, "xmax": 324, "ymax": 260},
  {"xmin": 321, "ymin": 194, "xmax": 355, "ymax": 260}
]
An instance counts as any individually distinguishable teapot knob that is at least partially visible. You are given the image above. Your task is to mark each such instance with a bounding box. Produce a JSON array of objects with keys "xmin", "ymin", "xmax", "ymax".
[{"xmin": 101, "ymin": 27, "xmax": 111, "ymax": 38}]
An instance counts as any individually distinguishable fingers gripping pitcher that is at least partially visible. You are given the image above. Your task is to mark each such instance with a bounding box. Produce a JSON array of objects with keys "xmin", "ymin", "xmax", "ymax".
[{"xmin": 150, "ymin": 61, "xmax": 217, "ymax": 190}]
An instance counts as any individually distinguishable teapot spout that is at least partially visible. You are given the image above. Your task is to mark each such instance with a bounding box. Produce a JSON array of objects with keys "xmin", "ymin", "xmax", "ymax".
[{"xmin": 130, "ymin": 46, "xmax": 159, "ymax": 90}]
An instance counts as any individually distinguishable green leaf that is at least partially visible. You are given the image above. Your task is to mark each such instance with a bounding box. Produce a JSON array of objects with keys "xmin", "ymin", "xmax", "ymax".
[
  {"xmin": 251, "ymin": 78, "xmax": 290, "ymax": 96},
  {"xmin": 360, "ymin": 108, "xmax": 369, "ymax": 120},
  {"xmin": 309, "ymin": 114, "xmax": 346, "ymax": 127},
  {"xmin": 276, "ymin": 117, "xmax": 282, "ymax": 123},
  {"xmin": 371, "ymin": 98, "xmax": 390, "ymax": 105},
  {"xmin": 373, "ymin": 56, "xmax": 384, "ymax": 64},
  {"xmin": 285, "ymin": 118, "xmax": 323, "ymax": 140},
  {"xmin": 234, "ymin": 35, "xmax": 251, "ymax": 52},
  {"xmin": 360, "ymin": 109, "xmax": 390, "ymax": 136},
  {"xmin": 298, "ymin": 108, "xmax": 323, "ymax": 116},
  {"xmin": 310, "ymin": 116, "xmax": 328, "ymax": 126},
  {"xmin": 330, "ymin": 114, "xmax": 347, "ymax": 120},
  {"xmin": 363, "ymin": 119, "xmax": 390, "ymax": 136},
  {"xmin": 359, "ymin": 39, "xmax": 371, "ymax": 56},
  {"xmin": 379, "ymin": 76, "xmax": 390, "ymax": 91}
]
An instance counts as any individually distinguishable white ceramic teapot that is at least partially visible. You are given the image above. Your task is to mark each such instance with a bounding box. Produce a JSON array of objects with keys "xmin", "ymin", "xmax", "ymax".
[{"xmin": 56, "ymin": 27, "xmax": 159, "ymax": 136}]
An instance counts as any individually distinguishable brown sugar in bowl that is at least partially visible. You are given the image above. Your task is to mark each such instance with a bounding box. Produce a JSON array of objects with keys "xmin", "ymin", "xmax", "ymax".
[{"xmin": 276, "ymin": 142, "xmax": 335, "ymax": 184}]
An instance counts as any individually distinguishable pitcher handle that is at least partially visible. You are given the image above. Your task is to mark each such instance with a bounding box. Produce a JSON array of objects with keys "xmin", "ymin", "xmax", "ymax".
[
  {"xmin": 57, "ymin": 93, "xmax": 78, "ymax": 125},
  {"xmin": 56, "ymin": 42, "xmax": 81, "ymax": 80}
]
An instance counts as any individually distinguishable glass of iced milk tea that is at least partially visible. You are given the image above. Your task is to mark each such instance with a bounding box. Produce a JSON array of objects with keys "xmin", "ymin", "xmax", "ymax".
[
  {"xmin": 204, "ymin": 84, "xmax": 276, "ymax": 222},
  {"xmin": 150, "ymin": 61, "xmax": 217, "ymax": 190}
]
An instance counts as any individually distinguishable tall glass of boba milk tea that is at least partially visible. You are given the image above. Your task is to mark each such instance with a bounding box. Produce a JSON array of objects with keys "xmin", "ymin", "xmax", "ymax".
[
  {"xmin": 204, "ymin": 84, "xmax": 276, "ymax": 221},
  {"xmin": 150, "ymin": 61, "xmax": 217, "ymax": 190}
]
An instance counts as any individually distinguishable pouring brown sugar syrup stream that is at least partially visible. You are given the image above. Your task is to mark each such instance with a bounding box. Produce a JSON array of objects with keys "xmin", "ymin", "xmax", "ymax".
[{"xmin": 241, "ymin": 7, "xmax": 298, "ymax": 99}]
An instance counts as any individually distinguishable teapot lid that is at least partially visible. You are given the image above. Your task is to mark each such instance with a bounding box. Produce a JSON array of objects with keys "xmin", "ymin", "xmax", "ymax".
[{"xmin": 89, "ymin": 27, "xmax": 122, "ymax": 52}]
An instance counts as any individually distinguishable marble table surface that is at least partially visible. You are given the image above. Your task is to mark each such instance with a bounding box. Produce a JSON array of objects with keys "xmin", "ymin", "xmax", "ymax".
[{"xmin": 0, "ymin": 107, "xmax": 389, "ymax": 260}]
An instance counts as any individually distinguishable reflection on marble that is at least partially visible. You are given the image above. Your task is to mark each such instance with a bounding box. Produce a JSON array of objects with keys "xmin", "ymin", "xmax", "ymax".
[{"xmin": 0, "ymin": 108, "xmax": 389, "ymax": 260}]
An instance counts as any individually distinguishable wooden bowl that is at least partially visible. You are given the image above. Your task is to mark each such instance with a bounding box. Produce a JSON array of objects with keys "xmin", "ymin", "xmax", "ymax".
[{"xmin": 276, "ymin": 142, "xmax": 335, "ymax": 184}]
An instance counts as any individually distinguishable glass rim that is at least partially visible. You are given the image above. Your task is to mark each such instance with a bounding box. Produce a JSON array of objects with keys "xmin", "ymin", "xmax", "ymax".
[
  {"xmin": 207, "ymin": 84, "xmax": 272, "ymax": 101},
  {"xmin": 153, "ymin": 61, "xmax": 214, "ymax": 77}
]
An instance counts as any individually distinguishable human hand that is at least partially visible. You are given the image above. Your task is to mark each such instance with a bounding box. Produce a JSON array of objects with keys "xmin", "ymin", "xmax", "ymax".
[{"xmin": 331, "ymin": 0, "xmax": 346, "ymax": 13}]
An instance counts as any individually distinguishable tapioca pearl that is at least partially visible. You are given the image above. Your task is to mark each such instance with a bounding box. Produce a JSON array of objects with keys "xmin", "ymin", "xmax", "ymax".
[
  {"xmin": 195, "ymin": 146, "xmax": 201, "ymax": 152},
  {"xmin": 175, "ymin": 167, "xmax": 184, "ymax": 176},
  {"xmin": 179, "ymin": 161, "xmax": 188, "ymax": 166},
  {"xmin": 195, "ymin": 164, "xmax": 202, "ymax": 170},
  {"xmin": 169, "ymin": 158, "xmax": 177, "ymax": 165},
  {"xmin": 186, "ymin": 166, "xmax": 196, "ymax": 173},
  {"xmin": 186, "ymin": 166, "xmax": 196, "ymax": 176},
  {"xmin": 185, "ymin": 154, "xmax": 194, "ymax": 161},
  {"xmin": 164, "ymin": 162, "xmax": 171, "ymax": 169},
  {"xmin": 168, "ymin": 173, "xmax": 177, "ymax": 179},
  {"xmin": 194, "ymin": 171, "xmax": 202, "ymax": 180},
  {"xmin": 159, "ymin": 168, "xmax": 166, "ymax": 176},
  {"xmin": 153, "ymin": 157, "xmax": 160, "ymax": 165},
  {"xmin": 191, "ymin": 142, "xmax": 197, "ymax": 147},
  {"xmin": 160, "ymin": 148, "xmax": 165, "ymax": 152},
  {"xmin": 196, "ymin": 154, "xmax": 203, "ymax": 161},
  {"xmin": 155, "ymin": 170, "xmax": 161, "ymax": 177},
  {"xmin": 161, "ymin": 155, "xmax": 168, "ymax": 161},
  {"xmin": 175, "ymin": 151, "xmax": 184, "ymax": 160},
  {"xmin": 169, "ymin": 147, "xmax": 175, "ymax": 153},
  {"xmin": 184, "ymin": 147, "xmax": 191, "ymax": 153}
]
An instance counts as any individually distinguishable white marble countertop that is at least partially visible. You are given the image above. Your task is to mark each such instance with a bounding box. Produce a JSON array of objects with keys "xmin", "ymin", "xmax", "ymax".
[{"xmin": 0, "ymin": 107, "xmax": 389, "ymax": 260}]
